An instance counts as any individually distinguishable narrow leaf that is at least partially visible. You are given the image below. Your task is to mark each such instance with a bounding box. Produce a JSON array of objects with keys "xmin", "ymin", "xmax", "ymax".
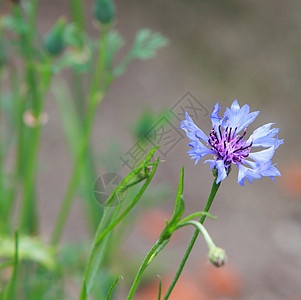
[
  {"xmin": 96, "ymin": 158, "xmax": 159, "ymax": 244},
  {"xmin": 81, "ymin": 147, "xmax": 160, "ymax": 295},
  {"xmin": 79, "ymin": 282, "xmax": 87, "ymax": 300},
  {"xmin": 105, "ymin": 275, "xmax": 123, "ymax": 300},
  {"xmin": 157, "ymin": 275, "xmax": 162, "ymax": 300},
  {"xmin": 160, "ymin": 167, "xmax": 184, "ymax": 239}
]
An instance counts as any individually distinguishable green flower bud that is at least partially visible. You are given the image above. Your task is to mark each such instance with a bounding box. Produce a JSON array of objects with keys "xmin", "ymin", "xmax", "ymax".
[
  {"xmin": 93, "ymin": 0, "xmax": 115, "ymax": 25},
  {"xmin": 44, "ymin": 17, "xmax": 66, "ymax": 56},
  {"xmin": 208, "ymin": 247, "xmax": 227, "ymax": 267}
]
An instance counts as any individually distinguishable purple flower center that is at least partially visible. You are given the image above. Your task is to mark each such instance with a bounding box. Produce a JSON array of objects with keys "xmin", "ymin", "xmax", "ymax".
[{"xmin": 208, "ymin": 125, "xmax": 253, "ymax": 168}]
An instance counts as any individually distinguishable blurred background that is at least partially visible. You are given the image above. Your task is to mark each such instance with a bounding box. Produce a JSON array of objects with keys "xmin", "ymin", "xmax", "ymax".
[{"xmin": 12, "ymin": 0, "xmax": 301, "ymax": 299}]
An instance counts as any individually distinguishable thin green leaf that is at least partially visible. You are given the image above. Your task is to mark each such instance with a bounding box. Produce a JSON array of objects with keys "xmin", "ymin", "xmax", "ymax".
[
  {"xmin": 157, "ymin": 275, "xmax": 162, "ymax": 300},
  {"xmin": 160, "ymin": 167, "xmax": 184, "ymax": 241},
  {"xmin": 79, "ymin": 282, "xmax": 87, "ymax": 300},
  {"xmin": 81, "ymin": 148, "xmax": 160, "ymax": 295},
  {"xmin": 173, "ymin": 166, "xmax": 184, "ymax": 219},
  {"xmin": 131, "ymin": 29, "xmax": 168, "ymax": 60},
  {"xmin": 96, "ymin": 158, "xmax": 160, "ymax": 244},
  {"xmin": 84, "ymin": 231, "xmax": 113, "ymax": 294},
  {"xmin": 105, "ymin": 275, "xmax": 123, "ymax": 300},
  {"xmin": 104, "ymin": 147, "xmax": 159, "ymax": 207},
  {"xmin": 113, "ymin": 29, "xmax": 168, "ymax": 76},
  {"xmin": 146, "ymin": 239, "xmax": 169, "ymax": 267},
  {"xmin": 84, "ymin": 157, "xmax": 158, "ymax": 292}
]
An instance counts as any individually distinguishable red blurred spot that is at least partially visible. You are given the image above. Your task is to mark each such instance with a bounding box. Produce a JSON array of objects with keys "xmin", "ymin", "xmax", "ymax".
[
  {"xmin": 137, "ymin": 209, "xmax": 183, "ymax": 243},
  {"xmin": 281, "ymin": 162, "xmax": 301, "ymax": 197},
  {"xmin": 135, "ymin": 274, "xmax": 209, "ymax": 300},
  {"xmin": 202, "ymin": 264, "xmax": 242, "ymax": 298}
]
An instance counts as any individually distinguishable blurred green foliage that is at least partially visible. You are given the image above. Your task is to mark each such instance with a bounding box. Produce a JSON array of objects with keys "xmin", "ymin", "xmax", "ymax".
[{"xmin": 0, "ymin": 0, "xmax": 168, "ymax": 299}]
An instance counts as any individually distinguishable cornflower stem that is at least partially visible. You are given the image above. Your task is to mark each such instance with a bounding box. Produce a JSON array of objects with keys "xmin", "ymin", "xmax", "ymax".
[
  {"xmin": 50, "ymin": 28, "xmax": 109, "ymax": 246},
  {"xmin": 126, "ymin": 240, "xmax": 162, "ymax": 300},
  {"xmin": 163, "ymin": 178, "xmax": 221, "ymax": 300},
  {"xmin": 175, "ymin": 220, "xmax": 216, "ymax": 250}
]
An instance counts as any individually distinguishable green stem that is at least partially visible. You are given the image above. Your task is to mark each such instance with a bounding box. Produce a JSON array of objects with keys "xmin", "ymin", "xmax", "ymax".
[
  {"xmin": 19, "ymin": 70, "xmax": 53, "ymax": 234},
  {"xmin": 79, "ymin": 201, "xmax": 123, "ymax": 298},
  {"xmin": 1, "ymin": 69, "xmax": 24, "ymax": 234},
  {"xmin": 16, "ymin": 0, "xmax": 42, "ymax": 234},
  {"xmin": 69, "ymin": 0, "xmax": 85, "ymax": 31},
  {"xmin": 126, "ymin": 240, "xmax": 162, "ymax": 300},
  {"xmin": 50, "ymin": 29, "xmax": 110, "ymax": 245},
  {"xmin": 163, "ymin": 178, "xmax": 221, "ymax": 300},
  {"xmin": 175, "ymin": 220, "xmax": 216, "ymax": 250}
]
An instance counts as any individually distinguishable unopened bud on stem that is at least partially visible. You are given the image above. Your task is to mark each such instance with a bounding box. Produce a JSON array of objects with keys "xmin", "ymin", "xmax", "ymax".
[
  {"xmin": 176, "ymin": 220, "xmax": 226, "ymax": 268},
  {"xmin": 208, "ymin": 246, "xmax": 226, "ymax": 267}
]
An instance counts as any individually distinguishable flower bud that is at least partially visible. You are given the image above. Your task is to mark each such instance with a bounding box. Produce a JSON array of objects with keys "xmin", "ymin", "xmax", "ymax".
[
  {"xmin": 93, "ymin": 0, "xmax": 115, "ymax": 25},
  {"xmin": 208, "ymin": 247, "xmax": 227, "ymax": 267},
  {"xmin": 44, "ymin": 17, "xmax": 66, "ymax": 56}
]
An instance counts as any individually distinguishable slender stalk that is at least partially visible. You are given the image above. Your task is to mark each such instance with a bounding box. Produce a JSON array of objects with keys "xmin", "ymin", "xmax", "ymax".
[
  {"xmin": 175, "ymin": 220, "xmax": 216, "ymax": 250},
  {"xmin": 163, "ymin": 178, "xmax": 221, "ymax": 299},
  {"xmin": 126, "ymin": 240, "xmax": 162, "ymax": 300},
  {"xmin": 79, "ymin": 158, "xmax": 159, "ymax": 297},
  {"xmin": 16, "ymin": 0, "xmax": 43, "ymax": 233},
  {"xmin": 79, "ymin": 205, "xmax": 120, "ymax": 297},
  {"xmin": 2, "ymin": 69, "xmax": 23, "ymax": 233},
  {"xmin": 69, "ymin": 0, "xmax": 85, "ymax": 31},
  {"xmin": 19, "ymin": 70, "xmax": 53, "ymax": 233},
  {"xmin": 50, "ymin": 28, "xmax": 110, "ymax": 245}
]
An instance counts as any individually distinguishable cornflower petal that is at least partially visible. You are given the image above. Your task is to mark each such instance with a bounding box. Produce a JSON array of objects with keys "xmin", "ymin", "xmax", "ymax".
[
  {"xmin": 180, "ymin": 111, "xmax": 208, "ymax": 142},
  {"xmin": 188, "ymin": 140, "xmax": 214, "ymax": 164},
  {"xmin": 237, "ymin": 164, "xmax": 261, "ymax": 186},
  {"xmin": 204, "ymin": 159, "xmax": 227, "ymax": 183},
  {"xmin": 274, "ymin": 135, "xmax": 284, "ymax": 149},
  {"xmin": 210, "ymin": 102, "xmax": 222, "ymax": 128},
  {"xmin": 224, "ymin": 100, "xmax": 259, "ymax": 133},
  {"xmin": 248, "ymin": 146, "xmax": 275, "ymax": 164},
  {"xmin": 247, "ymin": 123, "xmax": 279, "ymax": 147},
  {"xmin": 255, "ymin": 160, "xmax": 281, "ymax": 179}
]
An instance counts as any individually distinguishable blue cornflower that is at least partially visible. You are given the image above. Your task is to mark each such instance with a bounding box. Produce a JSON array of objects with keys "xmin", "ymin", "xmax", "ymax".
[{"xmin": 180, "ymin": 100, "xmax": 283, "ymax": 185}]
